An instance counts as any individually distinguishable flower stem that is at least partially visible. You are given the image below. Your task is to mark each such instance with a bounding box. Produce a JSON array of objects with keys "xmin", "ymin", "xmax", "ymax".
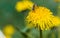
[{"xmin": 40, "ymin": 29, "xmax": 42, "ymax": 38}]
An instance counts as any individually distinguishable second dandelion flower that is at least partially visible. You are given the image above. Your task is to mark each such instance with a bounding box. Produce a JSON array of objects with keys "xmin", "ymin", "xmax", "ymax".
[{"xmin": 15, "ymin": 0, "xmax": 34, "ymax": 12}]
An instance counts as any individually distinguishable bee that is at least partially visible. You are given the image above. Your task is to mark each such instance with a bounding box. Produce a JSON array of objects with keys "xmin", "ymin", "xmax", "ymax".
[{"xmin": 32, "ymin": 4, "xmax": 38, "ymax": 10}]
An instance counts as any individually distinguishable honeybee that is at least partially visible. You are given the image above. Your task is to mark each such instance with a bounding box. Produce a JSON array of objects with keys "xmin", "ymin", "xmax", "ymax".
[{"xmin": 32, "ymin": 4, "xmax": 38, "ymax": 10}]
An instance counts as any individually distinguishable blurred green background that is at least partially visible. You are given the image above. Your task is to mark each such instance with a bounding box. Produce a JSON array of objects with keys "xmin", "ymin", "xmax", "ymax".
[{"xmin": 0, "ymin": 0, "xmax": 60, "ymax": 38}]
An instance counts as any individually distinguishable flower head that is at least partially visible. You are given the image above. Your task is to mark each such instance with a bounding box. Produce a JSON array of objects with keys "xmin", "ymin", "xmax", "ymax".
[
  {"xmin": 3, "ymin": 24, "xmax": 15, "ymax": 36},
  {"xmin": 25, "ymin": 6, "xmax": 60, "ymax": 30},
  {"xmin": 15, "ymin": 1, "xmax": 34, "ymax": 12}
]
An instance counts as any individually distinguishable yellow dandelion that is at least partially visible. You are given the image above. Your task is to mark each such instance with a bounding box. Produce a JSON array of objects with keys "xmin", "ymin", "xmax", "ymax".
[
  {"xmin": 3, "ymin": 24, "xmax": 15, "ymax": 36},
  {"xmin": 15, "ymin": 1, "xmax": 34, "ymax": 12},
  {"xmin": 25, "ymin": 6, "xmax": 60, "ymax": 30}
]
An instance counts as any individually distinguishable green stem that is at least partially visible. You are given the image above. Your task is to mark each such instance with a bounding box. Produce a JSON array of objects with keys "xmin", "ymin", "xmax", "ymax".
[{"xmin": 40, "ymin": 29, "xmax": 42, "ymax": 38}]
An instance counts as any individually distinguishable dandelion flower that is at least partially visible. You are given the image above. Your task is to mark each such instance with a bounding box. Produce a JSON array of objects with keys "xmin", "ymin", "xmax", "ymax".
[
  {"xmin": 15, "ymin": 1, "xmax": 34, "ymax": 12},
  {"xmin": 3, "ymin": 24, "xmax": 15, "ymax": 36},
  {"xmin": 25, "ymin": 6, "xmax": 60, "ymax": 30}
]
